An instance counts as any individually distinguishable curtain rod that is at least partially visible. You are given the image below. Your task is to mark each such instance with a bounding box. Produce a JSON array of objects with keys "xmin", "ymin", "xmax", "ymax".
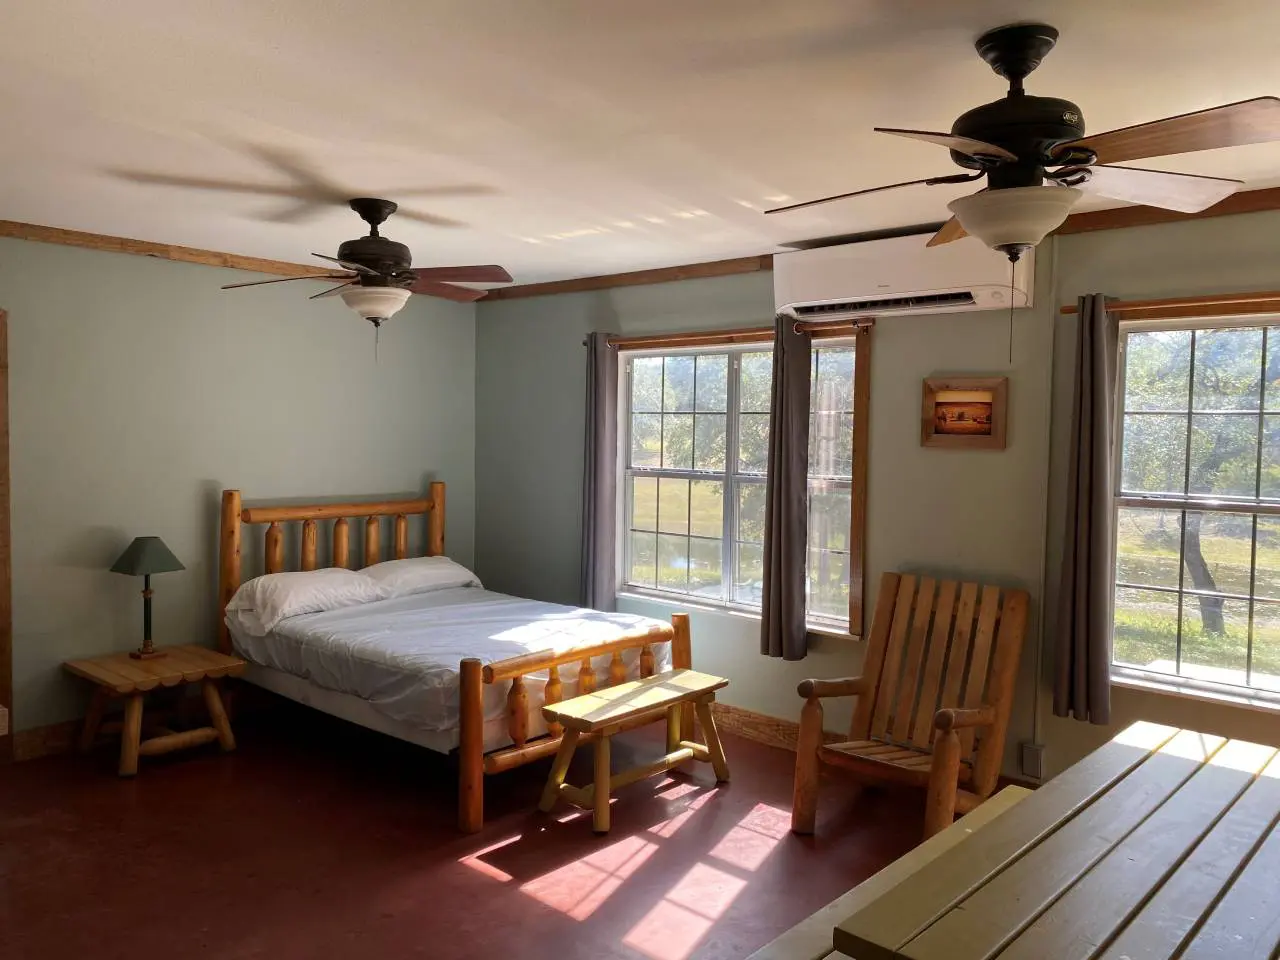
[
  {"xmin": 1060, "ymin": 290, "xmax": 1280, "ymax": 319},
  {"xmin": 586, "ymin": 318, "xmax": 874, "ymax": 350}
]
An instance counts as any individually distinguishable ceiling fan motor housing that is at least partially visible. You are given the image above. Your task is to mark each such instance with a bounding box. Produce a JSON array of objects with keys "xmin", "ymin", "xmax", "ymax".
[
  {"xmin": 950, "ymin": 94, "xmax": 1087, "ymax": 186},
  {"xmin": 336, "ymin": 234, "xmax": 413, "ymax": 287}
]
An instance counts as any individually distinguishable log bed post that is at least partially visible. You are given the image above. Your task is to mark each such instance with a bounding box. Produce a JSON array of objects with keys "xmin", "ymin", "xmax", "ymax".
[
  {"xmin": 671, "ymin": 613, "xmax": 694, "ymax": 738},
  {"xmin": 217, "ymin": 490, "xmax": 242, "ymax": 655},
  {"xmin": 459, "ymin": 657, "xmax": 485, "ymax": 833},
  {"xmin": 427, "ymin": 481, "xmax": 445, "ymax": 557}
]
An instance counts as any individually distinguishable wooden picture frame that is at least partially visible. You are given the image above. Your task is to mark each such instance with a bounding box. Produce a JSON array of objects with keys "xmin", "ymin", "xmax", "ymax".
[{"xmin": 921, "ymin": 377, "xmax": 1008, "ymax": 450}]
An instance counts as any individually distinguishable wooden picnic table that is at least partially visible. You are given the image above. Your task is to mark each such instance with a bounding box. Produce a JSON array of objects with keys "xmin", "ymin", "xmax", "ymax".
[{"xmin": 834, "ymin": 722, "xmax": 1280, "ymax": 959}]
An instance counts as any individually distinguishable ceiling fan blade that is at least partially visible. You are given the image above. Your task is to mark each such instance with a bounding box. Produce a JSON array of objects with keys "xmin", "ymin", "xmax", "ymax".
[
  {"xmin": 394, "ymin": 209, "xmax": 468, "ymax": 228},
  {"xmin": 409, "ymin": 279, "xmax": 488, "ymax": 302},
  {"xmin": 1057, "ymin": 165, "xmax": 1243, "ymax": 213},
  {"xmin": 388, "ymin": 185, "xmax": 497, "ymax": 198},
  {"xmin": 309, "ymin": 280, "xmax": 357, "ymax": 300},
  {"xmin": 925, "ymin": 215, "xmax": 968, "ymax": 247},
  {"xmin": 874, "ymin": 128, "xmax": 1018, "ymax": 162},
  {"xmin": 764, "ymin": 173, "xmax": 981, "ymax": 215},
  {"xmin": 409, "ymin": 265, "xmax": 513, "ymax": 283},
  {"xmin": 1052, "ymin": 97, "xmax": 1280, "ymax": 165},
  {"xmin": 221, "ymin": 273, "xmax": 350, "ymax": 290},
  {"xmin": 312, "ymin": 253, "xmax": 380, "ymax": 276}
]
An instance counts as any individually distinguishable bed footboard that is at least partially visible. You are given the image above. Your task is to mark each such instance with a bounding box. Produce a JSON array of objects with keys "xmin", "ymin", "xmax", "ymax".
[{"xmin": 457, "ymin": 612, "xmax": 691, "ymax": 833}]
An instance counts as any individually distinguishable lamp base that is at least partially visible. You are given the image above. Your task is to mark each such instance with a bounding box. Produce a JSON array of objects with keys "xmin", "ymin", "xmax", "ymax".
[{"xmin": 130, "ymin": 648, "xmax": 167, "ymax": 660}]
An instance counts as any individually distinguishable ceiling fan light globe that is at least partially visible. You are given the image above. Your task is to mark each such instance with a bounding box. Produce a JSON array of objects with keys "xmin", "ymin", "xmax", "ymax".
[
  {"xmin": 339, "ymin": 286, "xmax": 412, "ymax": 322},
  {"xmin": 946, "ymin": 185, "xmax": 1081, "ymax": 254}
]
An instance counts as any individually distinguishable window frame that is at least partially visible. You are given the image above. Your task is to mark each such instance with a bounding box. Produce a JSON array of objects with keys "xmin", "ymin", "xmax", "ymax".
[
  {"xmin": 614, "ymin": 324, "xmax": 871, "ymax": 637},
  {"xmin": 1110, "ymin": 312, "xmax": 1280, "ymax": 708}
]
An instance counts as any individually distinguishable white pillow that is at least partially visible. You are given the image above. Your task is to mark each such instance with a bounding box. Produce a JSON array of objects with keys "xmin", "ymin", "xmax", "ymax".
[
  {"xmin": 361, "ymin": 556, "xmax": 481, "ymax": 598},
  {"xmin": 226, "ymin": 568, "xmax": 388, "ymax": 636}
]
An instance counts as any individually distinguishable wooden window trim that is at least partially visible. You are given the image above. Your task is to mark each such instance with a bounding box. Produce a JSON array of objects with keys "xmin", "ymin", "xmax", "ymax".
[{"xmin": 1060, "ymin": 291, "xmax": 1280, "ymax": 322}]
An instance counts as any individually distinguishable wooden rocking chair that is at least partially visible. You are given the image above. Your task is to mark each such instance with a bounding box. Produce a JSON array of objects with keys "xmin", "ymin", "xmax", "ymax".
[{"xmin": 792, "ymin": 572, "xmax": 1028, "ymax": 839}]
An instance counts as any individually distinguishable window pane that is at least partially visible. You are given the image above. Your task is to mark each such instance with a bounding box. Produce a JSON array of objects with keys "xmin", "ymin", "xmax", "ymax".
[
  {"xmin": 632, "ymin": 357, "xmax": 663, "ymax": 413},
  {"xmin": 1266, "ymin": 328, "xmax": 1280, "ymax": 411},
  {"xmin": 1124, "ymin": 330, "xmax": 1191, "ymax": 412},
  {"xmin": 693, "ymin": 414, "xmax": 726, "ymax": 471},
  {"xmin": 628, "ymin": 531, "xmax": 656, "ymax": 587},
  {"xmin": 735, "ymin": 541, "xmax": 764, "ymax": 606},
  {"xmin": 1121, "ymin": 414, "xmax": 1187, "ymax": 495},
  {"xmin": 1189, "ymin": 414, "xmax": 1258, "ymax": 498},
  {"xmin": 689, "ymin": 480, "xmax": 723, "ymax": 539},
  {"xmin": 738, "ymin": 413, "xmax": 770, "ymax": 474},
  {"xmin": 1113, "ymin": 586, "xmax": 1179, "ymax": 671},
  {"xmin": 630, "ymin": 413, "xmax": 661, "ymax": 468},
  {"xmin": 661, "ymin": 413, "xmax": 694, "ymax": 469},
  {"xmin": 814, "ymin": 348, "xmax": 854, "ymax": 411},
  {"xmin": 631, "ymin": 476, "xmax": 657, "ymax": 530},
  {"xmin": 689, "ymin": 538, "xmax": 723, "ymax": 598},
  {"xmin": 1183, "ymin": 511, "xmax": 1253, "ymax": 598},
  {"xmin": 696, "ymin": 354, "xmax": 728, "ymax": 412},
  {"xmin": 1256, "ymin": 516, "xmax": 1280, "ymax": 600},
  {"xmin": 740, "ymin": 352, "xmax": 773, "ymax": 412},
  {"xmin": 1115, "ymin": 507, "xmax": 1181, "ymax": 589},
  {"xmin": 1262, "ymin": 414, "xmax": 1280, "ymax": 500},
  {"xmin": 657, "ymin": 478, "xmax": 689, "ymax": 535},
  {"xmin": 810, "ymin": 411, "xmax": 852, "ymax": 479},
  {"xmin": 737, "ymin": 481, "xmax": 767, "ymax": 543},
  {"xmin": 808, "ymin": 484, "xmax": 851, "ymax": 554},
  {"xmin": 807, "ymin": 550, "xmax": 849, "ymax": 621},
  {"xmin": 1180, "ymin": 594, "xmax": 1248, "ymax": 680},
  {"xmin": 1193, "ymin": 328, "xmax": 1262, "ymax": 411},
  {"xmin": 1250, "ymin": 602, "xmax": 1280, "ymax": 690},
  {"xmin": 657, "ymin": 534, "xmax": 689, "ymax": 592},
  {"xmin": 663, "ymin": 356, "xmax": 696, "ymax": 412}
]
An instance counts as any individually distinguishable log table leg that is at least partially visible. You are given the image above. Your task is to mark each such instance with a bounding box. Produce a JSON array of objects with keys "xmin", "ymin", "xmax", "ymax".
[
  {"xmin": 538, "ymin": 729, "xmax": 581, "ymax": 812},
  {"xmin": 593, "ymin": 733, "xmax": 612, "ymax": 834},
  {"xmin": 119, "ymin": 694, "xmax": 144, "ymax": 777},
  {"xmin": 79, "ymin": 688, "xmax": 108, "ymax": 753},
  {"xmin": 202, "ymin": 679, "xmax": 236, "ymax": 752},
  {"xmin": 695, "ymin": 699, "xmax": 730, "ymax": 783}
]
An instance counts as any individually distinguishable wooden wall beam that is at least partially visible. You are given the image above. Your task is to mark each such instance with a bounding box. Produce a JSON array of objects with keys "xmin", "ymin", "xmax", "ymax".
[
  {"xmin": 482, "ymin": 254, "xmax": 774, "ymax": 302},
  {"xmin": 0, "ymin": 220, "xmax": 321, "ymax": 279}
]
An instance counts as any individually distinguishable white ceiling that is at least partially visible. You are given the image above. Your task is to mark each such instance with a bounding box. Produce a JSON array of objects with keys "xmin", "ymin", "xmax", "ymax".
[{"xmin": 4, "ymin": 0, "xmax": 1280, "ymax": 285}]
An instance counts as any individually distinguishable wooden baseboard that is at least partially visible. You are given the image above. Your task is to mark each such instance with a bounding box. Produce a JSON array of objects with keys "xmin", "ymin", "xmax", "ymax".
[
  {"xmin": 11, "ymin": 719, "xmax": 78, "ymax": 761},
  {"xmin": 711, "ymin": 702, "xmax": 815, "ymax": 752}
]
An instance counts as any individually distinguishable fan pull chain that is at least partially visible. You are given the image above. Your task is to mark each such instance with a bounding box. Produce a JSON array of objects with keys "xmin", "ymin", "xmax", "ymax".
[{"xmin": 1007, "ymin": 257, "xmax": 1015, "ymax": 365}]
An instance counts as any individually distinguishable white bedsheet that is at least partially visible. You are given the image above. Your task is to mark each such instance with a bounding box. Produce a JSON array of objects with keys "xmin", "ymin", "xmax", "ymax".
[{"xmin": 228, "ymin": 586, "xmax": 672, "ymax": 736}]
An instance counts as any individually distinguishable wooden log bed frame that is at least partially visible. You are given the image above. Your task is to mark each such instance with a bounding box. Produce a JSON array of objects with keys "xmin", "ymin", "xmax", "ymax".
[{"xmin": 216, "ymin": 482, "xmax": 691, "ymax": 833}]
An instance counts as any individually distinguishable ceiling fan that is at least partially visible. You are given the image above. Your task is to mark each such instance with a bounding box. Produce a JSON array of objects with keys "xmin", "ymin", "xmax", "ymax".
[
  {"xmin": 766, "ymin": 23, "xmax": 1280, "ymax": 260},
  {"xmin": 221, "ymin": 198, "xmax": 513, "ymax": 326}
]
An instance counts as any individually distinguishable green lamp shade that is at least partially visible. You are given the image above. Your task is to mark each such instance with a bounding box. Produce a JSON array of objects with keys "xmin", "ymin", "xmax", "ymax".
[{"xmin": 110, "ymin": 536, "xmax": 185, "ymax": 576}]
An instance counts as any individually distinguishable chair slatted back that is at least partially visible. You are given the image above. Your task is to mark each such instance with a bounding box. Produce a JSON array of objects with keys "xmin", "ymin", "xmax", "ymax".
[{"xmin": 849, "ymin": 572, "xmax": 1028, "ymax": 793}]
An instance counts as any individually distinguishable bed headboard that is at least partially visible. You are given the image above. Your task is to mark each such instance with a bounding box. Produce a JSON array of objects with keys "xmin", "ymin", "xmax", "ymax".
[{"xmin": 217, "ymin": 482, "xmax": 445, "ymax": 653}]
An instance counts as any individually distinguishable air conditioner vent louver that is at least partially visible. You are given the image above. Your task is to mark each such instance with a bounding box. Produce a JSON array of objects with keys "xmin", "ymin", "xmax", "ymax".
[{"xmin": 793, "ymin": 291, "xmax": 977, "ymax": 317}]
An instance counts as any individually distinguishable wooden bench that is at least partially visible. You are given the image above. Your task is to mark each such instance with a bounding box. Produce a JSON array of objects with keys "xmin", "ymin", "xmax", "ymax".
[{"xmin": 539, "ymin": 668, "xmax": 730, "ymax": 833}]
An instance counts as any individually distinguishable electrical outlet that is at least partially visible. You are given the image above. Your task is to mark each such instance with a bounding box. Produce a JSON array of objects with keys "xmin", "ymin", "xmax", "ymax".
[{"xmin": 1020, "ymin": 741, "xmax": 1046, "ymax": 781}]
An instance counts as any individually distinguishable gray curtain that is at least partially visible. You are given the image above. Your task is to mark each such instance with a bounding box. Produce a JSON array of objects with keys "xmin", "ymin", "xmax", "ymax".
[
  {"xmin": 581, "ymin": 332, "xmax": 618, "ymax": 610},
  {"xmin": 1054, "ymin": 294, "xmax": 1118, "ymax": 723},
  {"xmin": 761, "ymin": 315, "xmax": 813, "ymax": 660}
]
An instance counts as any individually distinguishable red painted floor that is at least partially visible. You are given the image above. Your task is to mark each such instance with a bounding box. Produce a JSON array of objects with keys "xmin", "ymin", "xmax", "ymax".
[{"xmin": 2, "ymin": 703, "xmax": 921, "ymax": 960}]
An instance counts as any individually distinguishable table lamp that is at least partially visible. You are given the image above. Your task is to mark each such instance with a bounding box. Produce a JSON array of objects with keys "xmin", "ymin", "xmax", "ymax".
[{"xmin": 111, "ymin": 536, "xmax": 185, "ymax": 659}]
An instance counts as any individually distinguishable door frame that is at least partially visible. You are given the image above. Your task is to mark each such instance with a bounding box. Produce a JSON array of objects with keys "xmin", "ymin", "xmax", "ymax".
[{"xmin": 1, "ymin": 309, "xmax": 11, "ymax": 758}]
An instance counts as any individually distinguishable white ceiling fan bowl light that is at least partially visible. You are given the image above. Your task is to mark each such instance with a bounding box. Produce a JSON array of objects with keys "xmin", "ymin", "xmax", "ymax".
[
  {"xmin": 339, "ymin": 285, "xmax": 412, "ymax": 323},
  {"xmin": 947, "ymin": 185, "xmax": 1082, "ymax": 260}
]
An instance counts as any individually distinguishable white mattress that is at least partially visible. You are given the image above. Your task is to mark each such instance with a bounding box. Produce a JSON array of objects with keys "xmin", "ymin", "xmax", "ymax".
[{"xmin": 228, "ymin": 586, "xmax": 672, "ymax": 753}]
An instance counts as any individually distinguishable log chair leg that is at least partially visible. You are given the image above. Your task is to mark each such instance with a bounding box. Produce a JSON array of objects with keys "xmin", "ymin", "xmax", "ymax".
[
  {"xmin": 119, "ymin": 694, "xmax": 145, "ymax": 777},
  {"xmin": 593, "ymin": 733, "xmax": 612, "ymax": 834},
  {"xmin": 202, "ymin": 679, "xmax": 236, "ymax": 752},
  {"xmin": 79, "ymin": 688, "xmax": 108, "ymax": 753},
  {"xmin": 694, "ymin": 698, "xmax": 730, "ymax": 783},
  {"xmin": 924, "ymin": 728, "xmax": 963, "ymax": 840},
  {"xmin": 791, "ymin": 696, "xmax": 824, "ymax": 835},
  {"xmin": 539, "ymin": 730, "xmax": 581, "ymax": 813}
]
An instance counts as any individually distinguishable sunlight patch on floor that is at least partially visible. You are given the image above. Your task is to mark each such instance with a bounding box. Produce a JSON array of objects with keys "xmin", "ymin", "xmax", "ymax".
[
  {"xmin": 649, "ymin": 786, "xmax": 719, "ymax": 839},
  {"xmin": 623, "ymin": 864, "xmax": 748, "ymax": 960},
  {"xmin": 457, "ymin": 834, "xmax": 522, "ymax": 883},
  {"xmin": 520, "ymin": 835, "xmax": 658, "ymax": 921},
  {"xmin": 708, "ymin": 803, "xmax": 790, "ymax": 871}
]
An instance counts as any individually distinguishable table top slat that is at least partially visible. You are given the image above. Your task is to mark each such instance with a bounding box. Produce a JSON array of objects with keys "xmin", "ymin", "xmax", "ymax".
[
  {"xmin": 899, "ymin": 730, "xmax": 1225, "ymax": 960},
  {"xmin": 832, "ymin": 721, "xmax": 1181, "ymax": 960},
  {"xmin": 542, "ymin": 669, "xmax": 727, "ymax": 732},
  {"xmin": 63, "ymin": 645, "xmax": 246, "ymax": 693},
  {"xmin": 1096, "ymin": 750, "xmax": 1280, "ymax": 960},
  {"xmin": 999, "ymin": 739, "xmax": 1277, "ymax": 960}
]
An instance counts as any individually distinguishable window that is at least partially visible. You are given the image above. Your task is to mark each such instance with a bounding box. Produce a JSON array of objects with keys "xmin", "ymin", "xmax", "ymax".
[
  {"xmin": 1113, "ymin": 319, "xmax": 1280, "ymax": 701},
  {"xmin": 621, "ymin": 337, "xmax": 864, "ymax": 630}
]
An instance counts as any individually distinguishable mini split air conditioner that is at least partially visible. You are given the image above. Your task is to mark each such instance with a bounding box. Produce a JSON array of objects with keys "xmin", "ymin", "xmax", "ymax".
[{"xmin": 773, "ymin": 234, "xmax": 1033, "ymax": 321}]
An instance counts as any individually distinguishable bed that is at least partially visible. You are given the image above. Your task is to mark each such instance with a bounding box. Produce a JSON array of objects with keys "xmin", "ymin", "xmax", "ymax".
[{"xmin": 216, "ymin": 482, "xmax": 691, "ymax": 832}]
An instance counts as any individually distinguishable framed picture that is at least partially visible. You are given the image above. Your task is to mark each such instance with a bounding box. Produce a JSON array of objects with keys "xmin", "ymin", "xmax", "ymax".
[{"xmin": 921, "ymin": 377, "xmax": 1008, "ymax": 450}]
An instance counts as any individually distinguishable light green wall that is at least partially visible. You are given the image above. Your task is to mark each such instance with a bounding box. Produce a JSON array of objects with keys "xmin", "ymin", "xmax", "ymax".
[
  {"xmin": 2, "ymin": 238, "xmax": 476, "ymax": 732},
  {"xmin": 476, "ymin": 253, "xmax": 1057, "ymax": 775}
]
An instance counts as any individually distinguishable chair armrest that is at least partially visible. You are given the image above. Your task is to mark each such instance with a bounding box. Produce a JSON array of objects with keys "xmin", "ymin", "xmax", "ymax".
[
  {"xmin": 797, "ymin": 676, "xmax": 868, "ymax": 700},
  {"xmin": 933, "ymin": 706, "xmax": 996, "ymax": 731}
]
